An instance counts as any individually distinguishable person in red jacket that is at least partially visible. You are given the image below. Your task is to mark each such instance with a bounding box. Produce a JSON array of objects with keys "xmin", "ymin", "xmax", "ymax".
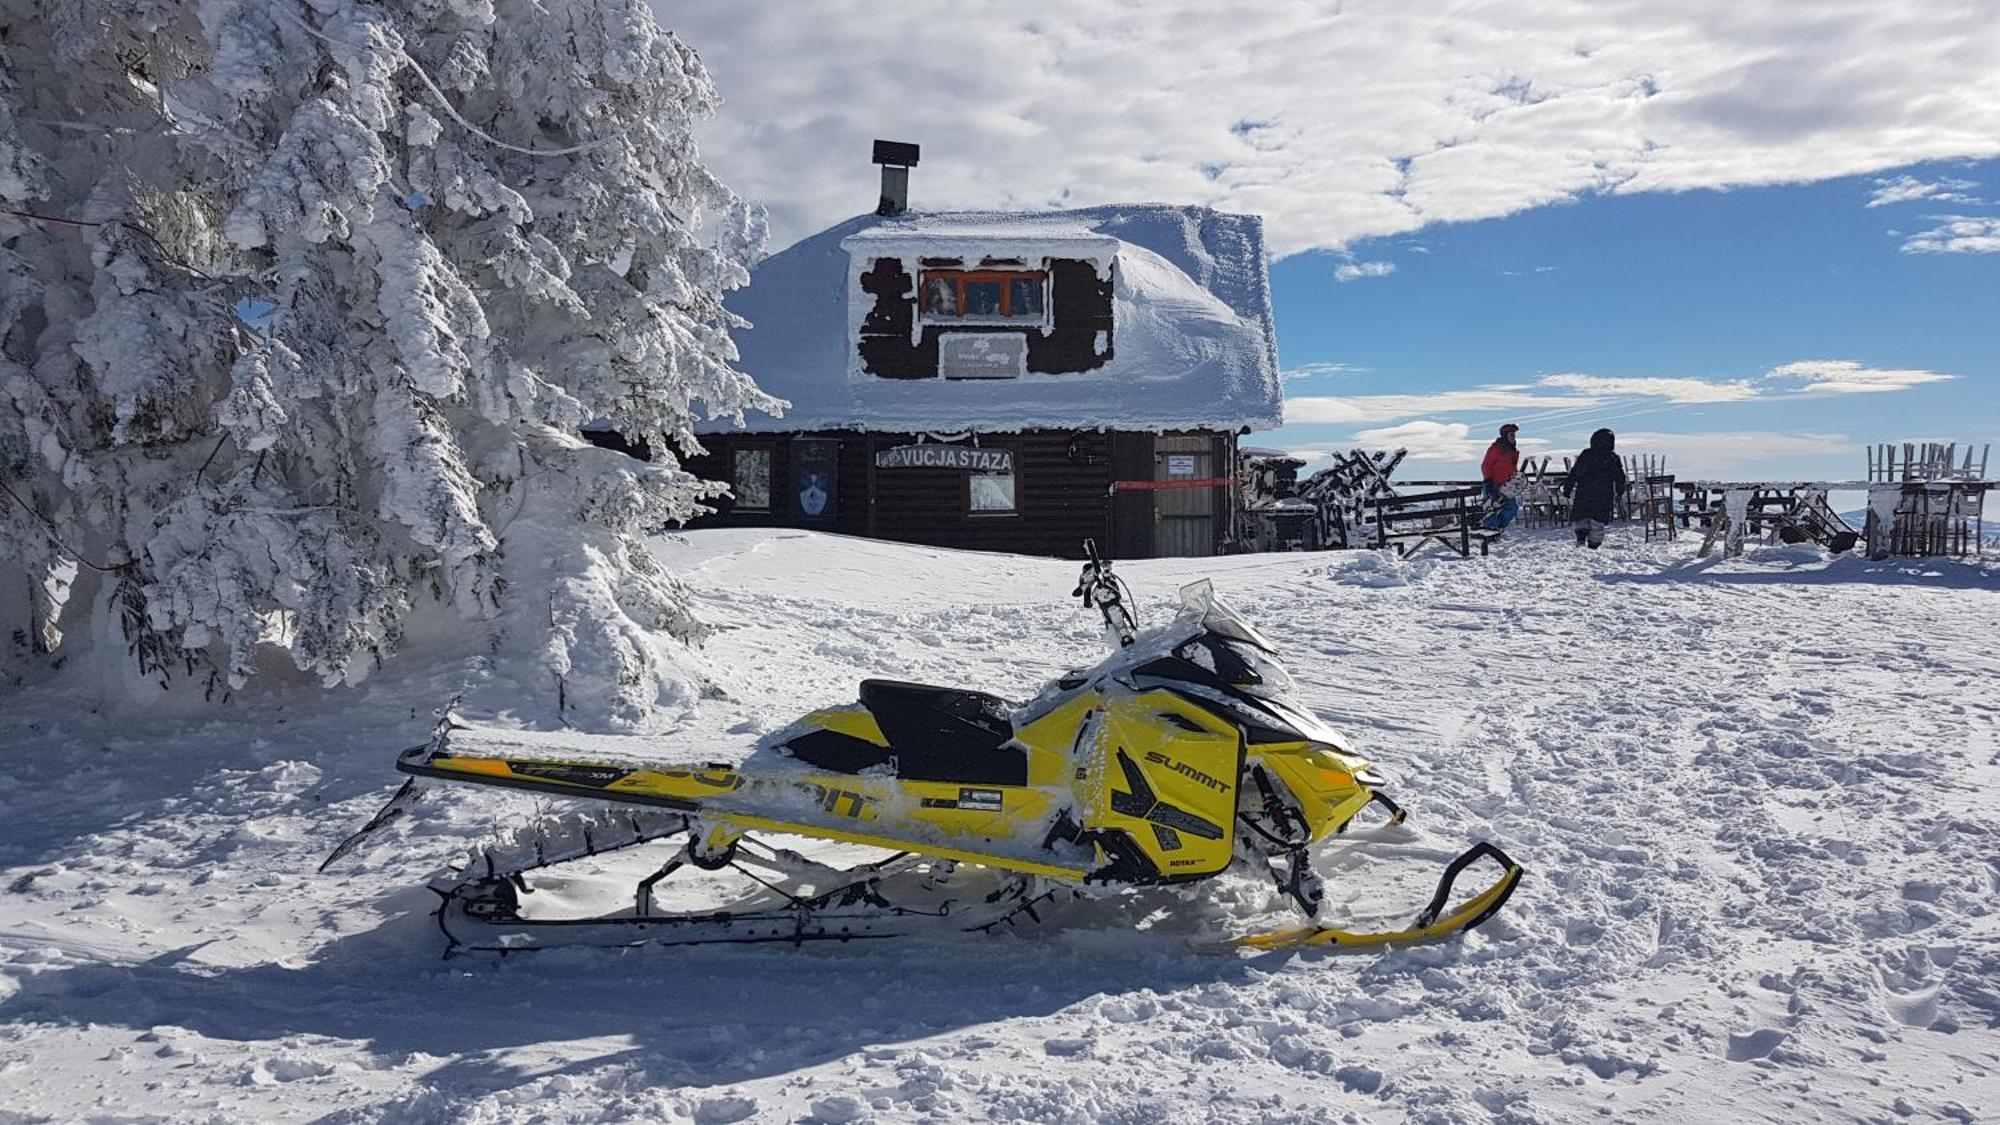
[{"xmin": 1479, "ymin": 423, "xmax": 1521, "ymax": 532}]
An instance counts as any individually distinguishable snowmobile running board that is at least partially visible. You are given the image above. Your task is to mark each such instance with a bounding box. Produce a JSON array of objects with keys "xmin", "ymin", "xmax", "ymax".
[
  {"xmin": 390, "ymin": 746, "xmax": 1095, "ymax": 882},
  {"xmin": 1230, "ymin": 842, "xmax": 1522, "ymax": 952}
]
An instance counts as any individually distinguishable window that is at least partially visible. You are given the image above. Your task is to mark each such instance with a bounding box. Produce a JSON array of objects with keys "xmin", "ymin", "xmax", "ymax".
[
  {"xmin": 969, "ymin": 468, "xmax": 1017, "ymax": 514},
  {"xmin": 732, "ymin": 447, "xmax": 770, "ymax": 511},
  {"xmin": 920, "ymin": 275, "xmax": 957, "ymax": 316},
  {"xmin": 919, "ymin": 270, "xmax": 1048, "ymax": 321},
  {"xmin": 1008, "ymin": 276, "xmax": 1044, "ymax": 319},
  {"xmin": 964, "ymin": 279, "xmax": 1002, "ymax": 316}
]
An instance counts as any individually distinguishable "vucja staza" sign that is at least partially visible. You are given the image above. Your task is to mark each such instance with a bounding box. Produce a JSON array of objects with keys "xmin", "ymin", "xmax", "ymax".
[{"xmin": 873, "ymin": 445, "xmax": 1013, "ymax": 473}]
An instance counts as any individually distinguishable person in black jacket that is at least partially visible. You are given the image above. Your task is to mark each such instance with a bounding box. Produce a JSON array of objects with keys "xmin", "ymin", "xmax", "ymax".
[{"xmin": 1562, "ymin": 428, "xmax": 1628, "ymax": 549}]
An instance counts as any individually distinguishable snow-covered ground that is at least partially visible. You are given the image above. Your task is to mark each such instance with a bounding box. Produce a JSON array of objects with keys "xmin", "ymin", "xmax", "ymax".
[{"xmin": 2, "ymin": 529, "xmax": 1996, "ymax": 1123}]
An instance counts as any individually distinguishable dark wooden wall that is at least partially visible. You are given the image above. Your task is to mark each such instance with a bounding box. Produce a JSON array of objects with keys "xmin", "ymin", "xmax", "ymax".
[
  {"xmin": 680, "ymin": 430, "xmax": 1229, "ymax": 559},
  {"xmin": 1109, "ymin": 432, "xmax": 1154, "ymax": 558},
  {"xmin": 855, "ymin": 258, "xmax": 1114, "ymax": 379}
]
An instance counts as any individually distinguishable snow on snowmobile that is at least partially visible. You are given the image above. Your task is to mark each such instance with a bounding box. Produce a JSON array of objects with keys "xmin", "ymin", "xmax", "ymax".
[{"xmin": 327, "ymin": 541, "xmax": 1521, "ymax": 954}]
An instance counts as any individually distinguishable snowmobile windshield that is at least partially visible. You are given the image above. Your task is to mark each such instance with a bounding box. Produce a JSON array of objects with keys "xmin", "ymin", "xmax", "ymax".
[
  {"xmin": 1171, "ymin": 633, "xmax": 1296, "ymax": 698},
  {"xmin": 1176, "ymin": 580, "xmax": 1278, "ymax": 653},
  {"xmin": 1224, "ymin": 639, "xmax": 1295, "ymax": 698}
]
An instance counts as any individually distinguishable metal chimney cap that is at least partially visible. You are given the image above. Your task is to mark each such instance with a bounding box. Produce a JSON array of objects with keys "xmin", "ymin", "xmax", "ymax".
[{"xmin": 872, "ymin": 139, "xmax": 921, "ymax": 167}]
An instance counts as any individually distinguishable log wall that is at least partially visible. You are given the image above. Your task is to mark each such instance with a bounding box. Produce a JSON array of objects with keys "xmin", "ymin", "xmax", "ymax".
[{"xmin": 679, "ymin": 429, "xmax": 1234, "ymax": 559}]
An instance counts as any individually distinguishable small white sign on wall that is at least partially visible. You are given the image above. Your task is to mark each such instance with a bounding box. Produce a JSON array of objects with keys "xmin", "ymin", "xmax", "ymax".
[
  {"xmin": 939, "ymin": 333, "xmax": 1027, "ymax": 379},
  {"xmin": 1166, "ymin": 454, "xmax": 1198, "ymax": 478}
]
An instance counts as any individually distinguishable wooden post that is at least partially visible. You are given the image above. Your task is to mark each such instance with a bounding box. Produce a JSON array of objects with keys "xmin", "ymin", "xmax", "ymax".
[
  {"xmin": 1724, "ymin": 488, "xmax": 1750, "ymax": 557},
  {"xmin": 865, "ymin": 435, "xmax": 878, "ymax": 539},
  {"xmin": 1698, "ymin": 509, "xmax": 1723, "ymax": 558}
]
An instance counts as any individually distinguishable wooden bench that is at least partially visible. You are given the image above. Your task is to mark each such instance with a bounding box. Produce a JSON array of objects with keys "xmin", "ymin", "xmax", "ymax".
[
  {"xmin": 1690, "ymin": 484, "xmax": 1862, "ymax": 557},
  {"xmin": 1370, "ymin": 486, "xmax": 1502, "ymax": 558}
]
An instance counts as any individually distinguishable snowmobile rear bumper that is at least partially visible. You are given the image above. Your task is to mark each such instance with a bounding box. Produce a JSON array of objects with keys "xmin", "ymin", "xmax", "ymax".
[{"xmin": 1232, "ymin": 841, "xmax": 1522, "ymax": 952}]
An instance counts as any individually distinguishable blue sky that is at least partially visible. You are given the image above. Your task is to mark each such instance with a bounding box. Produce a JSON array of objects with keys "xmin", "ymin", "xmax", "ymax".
[
  {"xmin": 673, "ymin": 3, "xmax": 2000, "ymax": 483},
  {"xmin": 1266, "ymin": 159, "xmax": 1998, "ymax": 481}
]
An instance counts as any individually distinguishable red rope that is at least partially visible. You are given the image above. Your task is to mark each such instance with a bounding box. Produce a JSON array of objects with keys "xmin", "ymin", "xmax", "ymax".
[{"xmin": 1109, "ymin": 477, "xmax": 1236, "ymax": 492}]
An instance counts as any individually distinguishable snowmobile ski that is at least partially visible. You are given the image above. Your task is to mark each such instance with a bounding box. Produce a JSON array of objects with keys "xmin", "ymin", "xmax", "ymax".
[{"xmin": 1228, "ymin": 841, "xmax": 1523, "ymax": 952}]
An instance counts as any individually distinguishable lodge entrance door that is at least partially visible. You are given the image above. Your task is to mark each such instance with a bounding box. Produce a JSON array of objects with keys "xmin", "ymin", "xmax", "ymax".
[{"xmin": 1154, "ymin": 435, "xmax": 1215, "ymax": 557}]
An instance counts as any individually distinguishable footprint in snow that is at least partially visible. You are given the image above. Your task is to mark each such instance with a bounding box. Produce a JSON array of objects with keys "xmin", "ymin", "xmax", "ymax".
[
  {"xmin": 691, "ymin": 1093, "xmax": 760, "ymax": 1124},
  {"xmin": 1725, "ymin": 1027, "xmax": 1788, "ymax": 1061}
]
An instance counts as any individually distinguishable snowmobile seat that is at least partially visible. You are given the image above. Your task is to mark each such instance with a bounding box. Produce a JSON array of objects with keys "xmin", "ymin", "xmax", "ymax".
[
  {"xmin": 856, "ymin": 680, "xmax": 1024, "ymax": 786},
  {"xmin": 781, "ymin": 681, "xmax": 1025, "ymax": 787}
]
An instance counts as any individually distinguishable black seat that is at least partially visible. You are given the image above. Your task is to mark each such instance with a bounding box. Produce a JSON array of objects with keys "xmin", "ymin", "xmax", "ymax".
[
  {"xmin": 859, "ymin": 680, "xmax": 1010, "ymax": 752},
  {"xmin": 857, "ymin": 680, "xmax": 1024, "ymax": 786},
  {"xmin": 781, "ymin": 680, "xmax": 1025, "ymax": 787}
]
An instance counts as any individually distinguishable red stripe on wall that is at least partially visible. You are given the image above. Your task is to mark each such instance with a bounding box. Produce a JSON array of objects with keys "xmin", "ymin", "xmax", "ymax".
[{"xmin": 1109, "ymin": 477, "xmax": 1236, "ymax": 492}]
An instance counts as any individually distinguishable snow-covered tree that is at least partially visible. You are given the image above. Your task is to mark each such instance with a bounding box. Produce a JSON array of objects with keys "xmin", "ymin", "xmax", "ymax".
[{"xmin": 0, "ymin": 0, "xmax": 777, "ymax": 726}]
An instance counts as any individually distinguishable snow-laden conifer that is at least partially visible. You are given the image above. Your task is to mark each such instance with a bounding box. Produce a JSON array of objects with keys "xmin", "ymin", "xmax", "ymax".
[{"xmin": 0, "ymin": 0, "xmax": 776, "ymax": 725}]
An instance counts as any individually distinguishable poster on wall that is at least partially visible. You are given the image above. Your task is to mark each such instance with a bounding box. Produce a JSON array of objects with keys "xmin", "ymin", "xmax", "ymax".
[
  {"xmin": 1166, "ymin": 454, "xmax": 1198, "ymax": 478},
  {"xmin": 790, "ymin": 439, "xmax": 839, "ymax": 522}
]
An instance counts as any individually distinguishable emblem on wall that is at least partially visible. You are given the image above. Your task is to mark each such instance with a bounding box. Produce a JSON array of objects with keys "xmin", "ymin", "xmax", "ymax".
[
  {"xmin": 799, "ymin": 474, "xmax": 828, "ymax": 517},
  {"xmin": 791, "ymin": 439, "xmax": 840, "ymax": 521}
]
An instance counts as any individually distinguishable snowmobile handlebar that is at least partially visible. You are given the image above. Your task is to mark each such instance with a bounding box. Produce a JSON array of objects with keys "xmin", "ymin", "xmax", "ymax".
[{"xmin": 1074, "ymin": 539, "xmax": 1138, "ymax": 648}]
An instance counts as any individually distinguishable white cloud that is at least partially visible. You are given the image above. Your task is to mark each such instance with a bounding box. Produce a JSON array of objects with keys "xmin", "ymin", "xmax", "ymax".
[
  {"xmin": 1899, "ymin": 216, "xmax": 2000, "ymax": 254},
  {"xmin": 1612, "ymin": 431, "xmax": 1858, "ymax": 475},
  {"xmin": 1763, "ymin": 359, "xmax": 1958, "ymax": 394},
  {"xmin": 1343, "ymin": 421, "xmax": 1552, "ymax": 462},
  {"xmin": 1282, "ymin": 362, "xmax": 1368, "ymax": 382},
  {"xmin": 1297, "ymin": 425, "xmax": 1852, "ymax": 474},
  {"xmin": 1350, "ymin": 420, "xmax": 1485, "ymax": 462},
  {"xmin": 1539, "ymin": 372, "xmax": 1759, "ymax": 403},
  {"xmin": 1285, "ymin": 388, "xmax": 1596, "ymax": 425},
  {"xmin": 664, "ymin": 2, "xmax": 2000, "ymax": 255},
  {"xmin": 1334, "ymin": 260, "xmax": 1395, "ymax": 282},
  {"xmin": 1866, "ymin": 174, "xmax": 1981, "ymax": 207},
  {"xmin": 1281, "ymin": 360, "xmax": 1955, "ymax": 435}
]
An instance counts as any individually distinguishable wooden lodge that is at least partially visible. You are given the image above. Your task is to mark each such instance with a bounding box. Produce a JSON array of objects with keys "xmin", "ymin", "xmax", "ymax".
[{"xmin": 663, "ymin": 143, "xmax": 1283, "ymax": 559}]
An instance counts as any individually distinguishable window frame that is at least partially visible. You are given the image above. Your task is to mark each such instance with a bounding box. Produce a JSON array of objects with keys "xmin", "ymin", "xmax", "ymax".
[
  {"xmin": 730, "ymin": 445, "xmax": 773, "ymax": 513},
  {"xmin": 918, "ymin": 269, "xmax": 1049, "ymax": 326},
  {"xmin": 964, "ymin": 452, "xmax": 1020, "ymax": 517}
]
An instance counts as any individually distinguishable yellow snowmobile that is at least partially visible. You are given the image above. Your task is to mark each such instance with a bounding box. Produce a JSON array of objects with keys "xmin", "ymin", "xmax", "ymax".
[{"xmin": 329, "ymin": 542, "xmax": 1520, "ymax": 954}]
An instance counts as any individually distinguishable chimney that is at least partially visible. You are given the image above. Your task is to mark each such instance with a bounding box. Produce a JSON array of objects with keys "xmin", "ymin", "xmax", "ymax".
[{"xmin": 872, "ymin": 139, "xmax": 920, "ymax": 216}]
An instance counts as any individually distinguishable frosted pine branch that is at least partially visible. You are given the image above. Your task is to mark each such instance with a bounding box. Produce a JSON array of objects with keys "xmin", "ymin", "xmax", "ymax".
[{"xmin": 0, "ymin": 0, "xmax": 769, "ymax": 724}]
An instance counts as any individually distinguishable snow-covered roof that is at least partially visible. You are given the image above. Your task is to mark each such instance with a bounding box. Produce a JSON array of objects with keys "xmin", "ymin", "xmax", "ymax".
[
  {"xmin": 707, "ymin": 205, "xmax": 1283, "ymax": 434},
  {"xmin": 839, "ymin": 216, "xmax": 1123, "ymax": 264}
]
